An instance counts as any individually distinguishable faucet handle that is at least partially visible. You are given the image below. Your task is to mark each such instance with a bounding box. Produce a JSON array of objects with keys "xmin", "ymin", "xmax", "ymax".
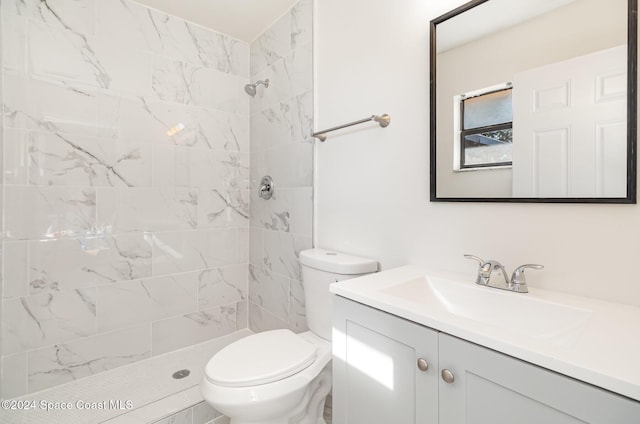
[
  {"xmin": 465, "ymin": 254, "xmax": 488, "ymax": 285},
  {"xmin": 510, "ymin": 264, "xmax": 544, "ymax": 293},
  {"xmin": 464, "ymin": 254, "xmax": 484, "ymax": 265}
]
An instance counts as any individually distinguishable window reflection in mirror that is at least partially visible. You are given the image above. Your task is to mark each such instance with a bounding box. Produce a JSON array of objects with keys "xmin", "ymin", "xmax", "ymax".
[{"xmin": 458, "ymin": 86, "xmax": 513, "ymax": 169}]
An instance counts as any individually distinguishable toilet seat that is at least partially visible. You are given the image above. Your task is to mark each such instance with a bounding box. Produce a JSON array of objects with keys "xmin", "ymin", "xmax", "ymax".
[{"xmin": 205, "ymin": 329, "xmax": 317, "ymax": 388}]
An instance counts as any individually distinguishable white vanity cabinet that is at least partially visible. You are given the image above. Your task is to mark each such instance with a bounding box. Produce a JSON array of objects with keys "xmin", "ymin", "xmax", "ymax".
[
  {"xmin": 332, "ymin": 295, "xmax": 438, "ymax": 423},
  {"xmin": 333, "ymin": 295, "xmax": 640, "ymax": 424}
]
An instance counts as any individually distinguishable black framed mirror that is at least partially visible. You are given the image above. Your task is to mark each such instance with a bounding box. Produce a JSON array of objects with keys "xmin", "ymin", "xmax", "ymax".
[{"xmin": 430, "ymin": 0, "xmax": 637, "ymax": 203}]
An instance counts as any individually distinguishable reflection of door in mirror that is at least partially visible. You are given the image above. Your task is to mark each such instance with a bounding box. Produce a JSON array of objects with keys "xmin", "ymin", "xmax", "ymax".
[
  {"xmin": 512, "ymin": 45, "xmax": 627, "ymax": 197},
  {"xmin": 432, "ymin": 0, "xmax": 634, "ymax": 201}
]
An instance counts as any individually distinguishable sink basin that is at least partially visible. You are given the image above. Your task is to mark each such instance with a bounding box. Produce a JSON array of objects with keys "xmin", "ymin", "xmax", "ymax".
[{"xmin": 380, "ymin": 275, "xmax": 592, "ymax": 339}]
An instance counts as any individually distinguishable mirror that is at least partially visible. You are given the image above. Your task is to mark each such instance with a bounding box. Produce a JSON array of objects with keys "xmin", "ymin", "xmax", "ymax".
[{"xmin": 430, "ymin": 0, "xmax": 637, "ymax": 203}]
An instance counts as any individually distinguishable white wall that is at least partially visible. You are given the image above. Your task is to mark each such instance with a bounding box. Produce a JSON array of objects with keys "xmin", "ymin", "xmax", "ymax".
[{"xmin": 315, "ymin": 0, "xmax": 640, "ymax": 307}]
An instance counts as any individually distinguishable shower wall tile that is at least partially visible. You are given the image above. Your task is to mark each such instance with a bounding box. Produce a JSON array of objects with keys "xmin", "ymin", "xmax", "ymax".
[
  {"xmin": 248, "ymin": 302, "xmax": 288, "ymax": 333},
  {"xmin": 198, "ymin": 189, "xmax": 249, "ymax": 229},
  {"xmin": 97, "ymin": 273, "xmax": 198, "ymax": 333},
  {"xmin": 153, "ymin": 147, "xmax": 240, "ymax": 189},
  {"xmin": 151, "ymin": 56, "xmax": 194, "ymax": 104},
  {"xmin": 152, "ymin": 146, "xmax": 189, "ymax": 187},
  {"xmin": 288, "ymin": 44, "xmax": 313, "ymax": 97},
  {"xmin": 289, "ymin": 278, "xmax": 308, "ymax": 332},
  {"xmin": 197, "ymin": 108, "xmax": 249, "ymax": 152},
  {"xmin": 248, "ymin": 72, "xmax": 266, "ymax": 116},
  {"xmin": 155, "ymin": 408, "xmax": 193, "ymax": 424},
  {"xmin": 191, "ymin": 25, "xmax": 249, "ymax": 78},
  {"xmin": 193, "ymin": 401, "xmax": 222, "ymax": 423},
  {"xmin": 185, "ymin": 150, "xmax": 240, "ymax": 189},
  {"xmin": 151, "ymin": 59, "xmax": 240, "ymax": 112},
  {"xmin": 265, "ymin": 142, "xmax": 313, "ymax": 188},
  {"xmin": 4, "ymin": 186, "xmax": 96, "ymax": 240},
  {"xmin": 198, "ymin": 265, "xmax": 248, "ymax": 310},
  {"xmin": 98, "ymin": 188, "xmax": 199, "ymax": 233},
  {"xmin": 249, "ymin": 228, "xmax": 264, "ymax": 267},
  {"xmin": 249, "ymin": 150, "xmax": 266, "ymax": 189},
  {"xmin": 151, "ymin": 229, "xmax": 238, "ymax": 276},
  {"xmin": 250, "ymin": 13, "xmax": 291, "ymax": 76},
  {"xmin": 0, "ymin": 0, "xmax": 269, "ymax": 397},
  {"xmin": 96, "ymin": 0, "xmax": 166, "ymax": 52},
  {"xmin": 251, "ymin": 101, "xmax": 292, "ymax": 151},
  {"xmin": 289, "ymin": 188, "xmax": 314, "ymax": 236},
  {"xmin": 1, "ymin": 12, "xmax": 26, "ymax": 72},
  {"xmin": 2, "ymin": 241, "xmax": 28, "ymax": 298},
  {"xmin": 116, "ymin": 97, "xmax": 198, "ymax": 147},
  {"xmin": 26, "ymin": 131, "xmax": 150, "ymax": 188},
  {"xmin": 263, "ymin": 231, "xmax": 312, "ymax": 281},
  {"xmin": 248, "ymin": 265, "xmax": 289, "ymax": 322},
  {"xmin": 250, "ymin": 189, "xmax": 290, "ymax": 232},
  {"xmin": 141, "ymin": 11, "xmax": 201, "ymax": 63},
  {"xmin": 94, "ymin": 42, "xmax": 154, "ymax": 99},
  {"xmin": 261, "ymin": 59, "xmax": 295, "ymax": 108},
  {"xmin": 191, "ymin": 68, "xmax": 239, "ymax": 112},
  {"xmin": 291, "ymin": 0, "xmax": 313, "ymax": 50},
  {"xmin": 27, "ymin": 325, "xmax": 151, "ymax": 393},
  {"xmin": 290, "ymin": 90, "xmax": 314, "ymax": 142},
  {"xmin": 0, "ymin": 353, "xmax": 27, "ymax": 399},
  {"xmin": 2, "ymin": 0, "xmax": 97, "ymax": 36},
  {"xmin": 238, "ymin": 153, "xmax": 250, "ymax": 190},
  {"xmin": 151, "ymin": 303, "xmax": 238, "ymax": 355},
  {"xmin": 101, "ymin": 3, "xmax": 199, "ymax": 63},
  {"xmin": 28, "ymin": 20, "xmax": 110, "ymax": 89},
  {"xmin": 248, "ymin": 0, "xmax": 313, "ymax": 335},
  {"xmin": 112, "ymin": 142, "xmax": 154, "ymax": 187},
  {"xmin": 28, "ymin": 234, "xmax": 153, "ymax": 294},
  {"xmin": 2, "ymin": 288, "xmax": 97, "ymax": 355},
  {"xmin": 237, "ymin": 227, "xmax": 250, "ymax": 264},
  {"xmin": 236, "ymin": 300, "xmax": 248, "ymax": 330},
  {"xmin": 2, "ymin": 71, "xmax": 120, "ymax": 136},
  {"xmin": 3, "ymin": 128, "xmax": 28, "ymax": 185}
]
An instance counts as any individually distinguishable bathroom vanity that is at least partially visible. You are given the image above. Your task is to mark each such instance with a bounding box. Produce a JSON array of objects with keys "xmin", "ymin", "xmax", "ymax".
[{"xmin": 330, "ymin": 266, "xmax": 640, "ymax": 423}]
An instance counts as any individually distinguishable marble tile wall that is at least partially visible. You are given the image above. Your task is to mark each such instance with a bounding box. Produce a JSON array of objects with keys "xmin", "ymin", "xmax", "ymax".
[
  {"xmin": 0, "ymin": 0, "xmax": 4, "ymax": 402},
  {"xmin": 151, "ymin": 402, "xmax": 229, "ymax": 424},
  {"xmin": 0, "ymin": 0, "xmax": 250, "ymax": 398},
  {"xmin": 248, "ymin": 0, "xmax": 314, "ymax": 333}
]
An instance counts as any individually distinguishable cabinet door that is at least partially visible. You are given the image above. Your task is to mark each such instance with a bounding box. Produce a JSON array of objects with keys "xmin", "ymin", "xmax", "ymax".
[
  {"xmin": 333, "ymin": 296, "xmax": 439, "ymax": 424},
  {"xmin": 439, "ymin": 333, "xmax": 640, "ymax": 424}
]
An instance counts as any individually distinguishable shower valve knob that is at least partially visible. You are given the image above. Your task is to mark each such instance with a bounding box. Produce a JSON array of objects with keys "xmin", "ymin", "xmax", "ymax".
[{"xmin": 259, "ymin": 175, "xmax": 274, "ymax": 200}]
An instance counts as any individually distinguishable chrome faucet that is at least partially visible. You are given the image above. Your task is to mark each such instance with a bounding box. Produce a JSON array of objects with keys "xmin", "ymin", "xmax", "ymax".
[{"xmin": 464, "ymin": 255, "xmax": 543, "ymax": 293}]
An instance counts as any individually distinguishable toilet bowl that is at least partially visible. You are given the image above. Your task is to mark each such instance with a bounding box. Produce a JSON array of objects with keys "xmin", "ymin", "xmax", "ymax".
[
  {"xmin": 200, "ymin": 249, "xmax": 377, "ymax": 424},
  {"xmin": 201, "ymin": 330, "xmax": 332, "ymax": 424}
]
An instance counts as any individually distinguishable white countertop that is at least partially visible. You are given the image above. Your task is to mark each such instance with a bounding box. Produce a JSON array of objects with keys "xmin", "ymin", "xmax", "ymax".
[{"xmin": 330, "ymin": 265, "xmax": 640, "ymax": 402}]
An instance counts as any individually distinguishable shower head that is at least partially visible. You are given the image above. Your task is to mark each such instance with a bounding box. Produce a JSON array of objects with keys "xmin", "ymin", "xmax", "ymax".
[{"xmin": 244, "ymin": 79, "xmax": 269, "ymax": 97}]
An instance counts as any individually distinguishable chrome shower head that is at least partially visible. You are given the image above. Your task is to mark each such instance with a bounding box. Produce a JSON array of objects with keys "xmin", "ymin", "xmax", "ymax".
[{"xmin": 244, "ymin": 79, "xmax": 269, "ymax": 97}]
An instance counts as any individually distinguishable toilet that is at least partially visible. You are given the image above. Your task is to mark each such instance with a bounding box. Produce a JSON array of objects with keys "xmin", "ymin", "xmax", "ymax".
[{"xmin": 200, "ymin": 248, "xmax": 377, "ymax": 424}]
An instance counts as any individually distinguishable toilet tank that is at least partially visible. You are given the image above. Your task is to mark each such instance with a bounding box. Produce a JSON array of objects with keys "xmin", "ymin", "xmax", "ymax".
[{"xmin": 299, "ymin": 249, "xmax": 377, "ymax": 341}]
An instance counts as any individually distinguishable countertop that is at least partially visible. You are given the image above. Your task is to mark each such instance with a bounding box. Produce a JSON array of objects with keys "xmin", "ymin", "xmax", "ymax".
[{"xmin": 330, "ymin": 265, "xmax": 640, "ymax": 402}]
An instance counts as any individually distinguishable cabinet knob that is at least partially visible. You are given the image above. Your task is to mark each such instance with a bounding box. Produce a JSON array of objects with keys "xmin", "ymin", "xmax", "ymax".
[
  {"xmin": 441, "ymin": 369, "xmax": 455, "ymax": 384},
  {"xmin": 417, "ymin": 358, "xmax": 429, "ymax": 372}
]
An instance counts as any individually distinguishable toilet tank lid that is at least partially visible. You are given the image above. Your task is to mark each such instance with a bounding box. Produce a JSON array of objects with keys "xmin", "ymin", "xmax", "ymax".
[{"xmin": 300, "ymin": 249, "xmax": 377, "ymax": 275}]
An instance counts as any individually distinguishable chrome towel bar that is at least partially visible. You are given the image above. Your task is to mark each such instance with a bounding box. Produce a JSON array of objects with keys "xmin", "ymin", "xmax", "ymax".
[{"xmin": 312, "ymin": 114, "xmax": 391, "ymax": 141}]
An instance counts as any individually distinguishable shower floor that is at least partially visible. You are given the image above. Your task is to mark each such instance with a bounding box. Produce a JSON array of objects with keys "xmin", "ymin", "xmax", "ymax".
[{"xmin": 0, "ymin": 329, "xmax": 251, "ymax": 424}]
